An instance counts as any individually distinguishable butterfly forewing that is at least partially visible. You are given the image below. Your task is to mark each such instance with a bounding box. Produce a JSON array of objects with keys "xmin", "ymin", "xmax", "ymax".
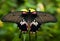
[
  {"xmin": 2, "ymin": 11, "xmax": 23, "ymax": 23},
  {"xmin": 35, "ymin": 12, "xmax": 57, "ymax": 23}
]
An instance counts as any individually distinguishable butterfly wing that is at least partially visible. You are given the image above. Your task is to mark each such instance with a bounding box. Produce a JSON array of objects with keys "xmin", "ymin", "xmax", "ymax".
[
  {"xmin": 35, "ymin": 12, "xmax": 57, "ymax": 23},
  {"xmin": 1, "ymin": 11, "xmax": 23, "ymax": 23}
]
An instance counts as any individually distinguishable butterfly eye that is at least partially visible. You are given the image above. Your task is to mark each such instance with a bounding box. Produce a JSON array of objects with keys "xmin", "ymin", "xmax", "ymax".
[
  {"xmin": 32, "ymin": 12, "xmax": 37, "ymax": 14},
  {"xmin": 22, "ymin": 11, "xmax": 27, "ymax": 14}
]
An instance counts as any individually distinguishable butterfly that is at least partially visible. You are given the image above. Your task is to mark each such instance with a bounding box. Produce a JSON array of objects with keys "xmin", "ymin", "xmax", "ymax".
[{"xmin": 1, "ymin": 8, "xmax": 57, "ymax": 24}]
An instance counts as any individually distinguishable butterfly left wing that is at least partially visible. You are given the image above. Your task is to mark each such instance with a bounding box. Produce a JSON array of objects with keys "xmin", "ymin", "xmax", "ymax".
[{"xmin": 1, "ymin": 11, "xmax": 23, "ymax": 23}]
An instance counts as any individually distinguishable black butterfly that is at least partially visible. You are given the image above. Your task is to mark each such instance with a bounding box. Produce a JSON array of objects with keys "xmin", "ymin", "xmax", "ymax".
[{"xmin": 1, "ymin": 10, "xmax": 57, "ymax": 24}]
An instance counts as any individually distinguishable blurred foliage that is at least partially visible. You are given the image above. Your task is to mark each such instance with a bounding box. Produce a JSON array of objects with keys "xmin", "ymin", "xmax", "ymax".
[{"xmin": 0, "ymin": 0, "xmax": 60, "ymax": 41}]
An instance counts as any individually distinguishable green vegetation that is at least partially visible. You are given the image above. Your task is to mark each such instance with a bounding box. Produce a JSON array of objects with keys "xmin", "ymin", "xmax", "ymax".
[{"xmin": 0, "ymin": 0, "xmax": 60, "ymax": 41}]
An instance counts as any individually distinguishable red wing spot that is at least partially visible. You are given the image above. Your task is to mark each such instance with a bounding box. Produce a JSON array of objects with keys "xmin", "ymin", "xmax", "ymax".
[
  {"xmin": 32, "ymin": 12, "xmax": 37, "ymax": 14},
  {"xmin": 22, "ymin": 11, "xmax": 27, "ymax": 14}
]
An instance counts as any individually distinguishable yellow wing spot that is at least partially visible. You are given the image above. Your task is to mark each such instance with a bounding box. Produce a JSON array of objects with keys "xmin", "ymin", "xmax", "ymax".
[
  {"xmin": 20, "ymin": 9, "xmax": 28, "ymax": 12},
  {"xmin": 0, "ymin": 20, "xmax": 3, "ymax": 27},
  {"xmin": 29, "ymin": 8, "xmax": 35, "ymax": 12}
]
